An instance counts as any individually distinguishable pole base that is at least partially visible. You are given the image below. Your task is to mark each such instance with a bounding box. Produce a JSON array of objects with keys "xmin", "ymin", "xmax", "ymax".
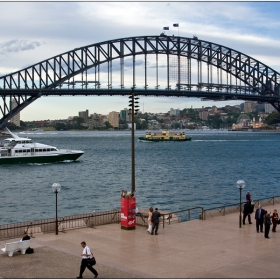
[{"xmin": 121, "ymin": 226, "xmax": 136, "ymax": 230}]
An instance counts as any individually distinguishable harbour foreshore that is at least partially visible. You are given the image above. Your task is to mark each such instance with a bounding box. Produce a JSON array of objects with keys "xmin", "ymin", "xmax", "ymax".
[{"xmin": 1, "ymin": 202, "xmax": 280, "ymax": 279}]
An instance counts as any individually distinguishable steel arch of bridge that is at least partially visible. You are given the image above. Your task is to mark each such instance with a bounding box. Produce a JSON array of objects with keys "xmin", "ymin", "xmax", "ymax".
[{"xmin": 0, "ymin": 35, "xmax": 280, "ymax": 127}]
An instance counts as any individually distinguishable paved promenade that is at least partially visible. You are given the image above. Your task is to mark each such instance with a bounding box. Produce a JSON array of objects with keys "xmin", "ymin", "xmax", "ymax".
[{"xmin": 1, "ymin": 203, "xmax": 280, "ymax": 278}]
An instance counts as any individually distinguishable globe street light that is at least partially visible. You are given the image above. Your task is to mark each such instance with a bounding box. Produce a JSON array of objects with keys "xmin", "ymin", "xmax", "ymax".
[
  {"xmin": 51, "ymin": 183, "xmax": 61, "ymax": 235},
  {"xmin": 236, "ymin": 180, "xmax": 245, "ymax": 228}
]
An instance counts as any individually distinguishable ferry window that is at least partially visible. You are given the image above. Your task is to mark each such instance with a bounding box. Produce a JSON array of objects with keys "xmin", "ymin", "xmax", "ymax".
[
  {"xmin": 27, "ymin": 149, "xmax": 30, "ymax": 153},
  {"xmin": 43, "ymin": 149, "xmax": 46, "ymax": 152},
  {"xmin": 39, "ymin": 149, "xmax": 42, "ymax": 152},
  {"xmin": 35, "ymin": 149, "xmax": 39, "ymax": 152},
  {"xmin": 15, "ymin": 150, "xmax": 18, "ymax": 153}
]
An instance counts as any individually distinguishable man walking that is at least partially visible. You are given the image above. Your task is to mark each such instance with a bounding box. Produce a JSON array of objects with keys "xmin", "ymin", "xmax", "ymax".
[
  {"xmin": 255, "ymin": 205, "xmax": 265, "ymax": 233},
  {"xmin": 77, "ymin": 241, "xmax": 98, "ymax": 279},
  {"xmin": 151, "ymin": 208, "xmax": 161, "ymax": 235},
  {"xmin": 243, "ymin": 200, "xmax": 252, "ymax": 225}
]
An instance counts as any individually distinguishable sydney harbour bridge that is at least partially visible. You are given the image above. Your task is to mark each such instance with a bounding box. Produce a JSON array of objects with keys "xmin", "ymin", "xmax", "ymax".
[{"xmin": 0, "ymin": 34, "xmax": 279, "ymax": 128}]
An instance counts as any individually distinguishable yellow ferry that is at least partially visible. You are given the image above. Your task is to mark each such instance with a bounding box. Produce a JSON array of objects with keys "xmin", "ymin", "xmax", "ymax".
[{"xmin": 138, "ymin": 130, "xmax": 192, "ymax": 142}]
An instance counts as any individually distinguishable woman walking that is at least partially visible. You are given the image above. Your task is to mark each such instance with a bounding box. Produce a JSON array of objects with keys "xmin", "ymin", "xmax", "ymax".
[
  {"xmin": 272, "ymin": 209, "xmax": 279, "ymax": 232},
  {"xmin": 147, "ymin": 207, "xmax": 153, "ymax": 233}
]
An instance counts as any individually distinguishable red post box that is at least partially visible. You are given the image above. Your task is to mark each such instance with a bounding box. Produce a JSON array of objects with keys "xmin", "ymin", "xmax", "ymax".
[{"xmin": 121, "ymin": 196, "xmax": 136, "ymax": 230}]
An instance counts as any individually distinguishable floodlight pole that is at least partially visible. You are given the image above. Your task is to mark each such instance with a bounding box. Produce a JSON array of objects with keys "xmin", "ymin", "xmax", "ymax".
[{"xmin": 131, "ymin": 90, "xmax": 135, "ymax": 194}]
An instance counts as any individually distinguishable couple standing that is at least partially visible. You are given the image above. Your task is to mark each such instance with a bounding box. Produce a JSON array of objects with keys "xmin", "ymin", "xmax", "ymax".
[{"xmin": 147, "ymin": 207, "xmax": 161, "ymax": 235}]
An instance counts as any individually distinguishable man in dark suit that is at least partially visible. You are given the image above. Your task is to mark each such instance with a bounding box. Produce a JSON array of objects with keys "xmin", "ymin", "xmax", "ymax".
[
  {"xmin": 243, "ymin": 200, "xmax": 252, "ymax": 225},
  {"xmin": 255, "ymin": 205, "xmax": 265, "ymax": 233},
  {"xmin": 151, "ymin": 208, "xmax": 161, "ymax": 235}
]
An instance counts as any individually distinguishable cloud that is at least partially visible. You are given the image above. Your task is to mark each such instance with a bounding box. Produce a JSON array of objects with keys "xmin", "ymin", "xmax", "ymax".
[
  {"xmin": 0, "ymin": 39, "xmax": 42, "ymax": 55},
  {"xmin": 0, "ymin": 1, "xmax": 280, "ymax": 121}
]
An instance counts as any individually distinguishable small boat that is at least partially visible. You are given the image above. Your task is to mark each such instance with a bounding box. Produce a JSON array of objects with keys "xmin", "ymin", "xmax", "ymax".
[
  {"xmin": 0, "ymin": 128, "xmax": 84, "ymax": 164},
  {"xmin": 0, "ymin": 130, "xmax": 11, "ymax": 137},
  {"xmin": 138, "ymin": 130, "xmax": 192, "ymax": 142}
]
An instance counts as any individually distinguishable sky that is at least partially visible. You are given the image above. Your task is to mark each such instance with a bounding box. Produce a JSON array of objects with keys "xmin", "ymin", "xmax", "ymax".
[{"xmin": 1, "ymin": 1, "xmax": 280, "ymax": 121}]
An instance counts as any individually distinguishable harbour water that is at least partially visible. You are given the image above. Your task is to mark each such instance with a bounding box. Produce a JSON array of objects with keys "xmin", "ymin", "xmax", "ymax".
[{"xmin": 1, "ymin": 130, "xmax": 280, "ymax": 225}]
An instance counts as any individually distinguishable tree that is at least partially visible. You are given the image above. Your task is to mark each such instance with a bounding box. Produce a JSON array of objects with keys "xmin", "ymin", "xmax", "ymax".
[
  {"xmin": 265, "ymin": 112, "xmax": 280, "ymax": 125},
  {"xmin": 54, "ymin": 122, "xmax": 67, "ymax": 131},
  {"xmin": 104, "ymin": 121, "xmax": 113, "ymax": 129}
]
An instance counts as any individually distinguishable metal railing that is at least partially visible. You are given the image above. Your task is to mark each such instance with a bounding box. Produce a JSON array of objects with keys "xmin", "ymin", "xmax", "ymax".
[
  {"xmin": 162, "ymin": 207, "xmax": 204, "ymax": 228},
  {"xmin": 202, "ymin": 195, "xmax": 280, "ymax": 220},
  {"xmin": 0, "ymin": 210, "xmax": 120, "ymax": 240},
  {"xmin": 1, "ymin": 195, "xmax": 280, "ymax": 240}
]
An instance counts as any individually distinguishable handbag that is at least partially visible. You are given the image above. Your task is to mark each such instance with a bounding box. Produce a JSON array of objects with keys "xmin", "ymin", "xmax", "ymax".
[
  {"xmin": 86, "ymin": 248, "xmax": 96, "ymax": 266},
  {"xmin": 88, "ymin": 256, "xmax": 96, "ymax": 266}
]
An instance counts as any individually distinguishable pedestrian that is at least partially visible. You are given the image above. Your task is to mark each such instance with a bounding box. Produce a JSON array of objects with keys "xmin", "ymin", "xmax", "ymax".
[
  {"xmin": 272, "ymin": 209, "xmax": 279, "ymax": 232},
  {"xmin": 243, "ymin": 200, "xmax": 252, "ymax": 225},
  {"xmin": 20, "ymin": 231, "xmax": 31, "ymax": 241},
  {"xmin": 77, "ymin": 241, "xmax": 98, "ymax": 279},
  {"xmin": 147, "ymin": 207, "xmax": 153, "ymax": 233},
  {"xmin": 246, "ymin": 191, "xmax": 252, "ymax": 202},
  {"xmin": 255, "ymin": 205, "xmax": 265, "ymax": 233},
  {"xmin": 151, "ymin": 207, "xmax": 161, "ymax": 235},
  {"xmin": 264, "ymin": 210, "xmax": 272, "ymax": 239}
]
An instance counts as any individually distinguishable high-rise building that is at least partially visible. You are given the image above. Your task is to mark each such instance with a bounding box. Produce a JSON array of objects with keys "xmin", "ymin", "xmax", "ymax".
[
  {"xmin": 120, "ymin": 108, "xmax": 131, "ymax": 122},
  {"xmin": 199, "ymin": 110, "xmax": 209, "ymax": 120},
  {"xmin": 244, "ymin": 101, "xmax": 256, "ymax": 113},
  {"xmin": 79, "ymin": 110, "xmax": 89, "ymax": 122},
  {"xmin": 9, "ymin": 98, "xmax": 20, "ymax": 126},
  {"xmin": 108, "ymin": 111, "xmax": 119, "ymax": 128},
  {"xmin": 170, "ymin": 108, "xmax": 180, "ymax": 116}
]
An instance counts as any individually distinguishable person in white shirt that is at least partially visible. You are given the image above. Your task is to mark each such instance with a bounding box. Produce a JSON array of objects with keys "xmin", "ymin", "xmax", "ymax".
[{"xmin": 77, "ymin": 241, "xmax": 98, "ymax": 279}]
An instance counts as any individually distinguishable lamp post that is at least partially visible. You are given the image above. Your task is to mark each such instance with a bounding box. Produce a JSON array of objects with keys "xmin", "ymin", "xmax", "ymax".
[
  {"xmin": 51, "ymin": 183, "xmax": 61, "ymax": 235},
  {"xmin": 236, "ymin": 180, "xmax": 245, "ymax": 228}
]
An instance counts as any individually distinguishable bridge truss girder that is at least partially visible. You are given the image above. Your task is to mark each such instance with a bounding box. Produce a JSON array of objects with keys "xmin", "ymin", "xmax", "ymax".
[{"xmin": 0, "ymin": 35, "xmax": 279, "ymax": 127}]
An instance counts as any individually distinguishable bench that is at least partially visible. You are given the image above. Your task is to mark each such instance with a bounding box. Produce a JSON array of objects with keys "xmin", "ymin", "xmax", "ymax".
[{"xmin": 1, "ymin": 240, "xmax": 31, "ymax": 257}]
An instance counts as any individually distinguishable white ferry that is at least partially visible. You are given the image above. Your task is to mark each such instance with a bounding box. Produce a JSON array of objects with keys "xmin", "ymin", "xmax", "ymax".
[{"xmin": 0, "ymin": 128, "xmax": 84, "ymax": 164}]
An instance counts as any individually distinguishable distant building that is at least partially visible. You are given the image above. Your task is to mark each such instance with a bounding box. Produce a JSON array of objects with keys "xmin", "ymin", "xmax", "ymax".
[
  {"xmin": 232, "ymin": 113, "xmax": 251, "ymax": 130},
  {"xmin": 170, "ymin": 108, "xmax": 180, "ymax": 116},
  {"xmin": 264, "ymin": 103, "xmax": 276, "ymax": 113},
  {"xmin": 244, "ymin": 101, "xmax": 256, "ymax": 113},
  {"xmin": 108, "ymin": 111, "xmax": 119, "ymax": 128},
  {"xmin": 79, "ymin": 110, "xmax": 89, "ymax": 122},
  {"xmin": 9, "ymin": 98, "xmax": 20, "ymax": 127},
  {"xmin": 127, "ymin": 123, "xmax": 136, "ymax": 130},
  {"xmin": 212, "ymin": 106, "xmax": 218, "ymax": 113},
  {"xmin": 120, "ymin": 108, "xmax": 131, "ymax": 122},
  {"xmin": 199, "ymin": 110, "xmax": 209, "ymax": 120}
]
